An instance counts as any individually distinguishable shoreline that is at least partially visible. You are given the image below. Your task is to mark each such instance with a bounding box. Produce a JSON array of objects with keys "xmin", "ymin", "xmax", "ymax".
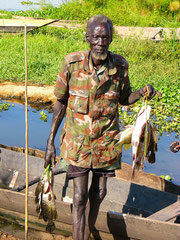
[{"xmin": 0, "ymin": 80, "xmax": 56, "ymax": 106}]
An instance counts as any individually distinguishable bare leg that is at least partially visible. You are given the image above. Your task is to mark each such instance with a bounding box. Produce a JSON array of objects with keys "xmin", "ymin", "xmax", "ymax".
[
  {"xmin": 72, "ymin": 174, "xmax": 89, "ymax": 240},
  {"xmin": 84, "ymin": 174, "xmax": 107, "ymax": 239}
]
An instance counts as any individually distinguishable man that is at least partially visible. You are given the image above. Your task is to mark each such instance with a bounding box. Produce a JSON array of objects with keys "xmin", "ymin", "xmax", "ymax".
[{"xmin": 44, "ymin": 15, "xmax": 156, "ymax": 240}]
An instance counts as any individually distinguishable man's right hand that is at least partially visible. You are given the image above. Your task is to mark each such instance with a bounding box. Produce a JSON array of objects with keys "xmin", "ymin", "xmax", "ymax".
[{"xmin": 44, "ymin": 142, "xmax": 56, "ymax": 168}]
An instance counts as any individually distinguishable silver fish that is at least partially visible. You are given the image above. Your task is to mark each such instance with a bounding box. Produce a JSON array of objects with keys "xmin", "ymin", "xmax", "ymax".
[
  {"xmin": 131, "ymin": 105, "xmax": 157, "ymax": 179},
  {"xmin": 35, "ymin": 165, "xmax": 57, "ymax": 233}
]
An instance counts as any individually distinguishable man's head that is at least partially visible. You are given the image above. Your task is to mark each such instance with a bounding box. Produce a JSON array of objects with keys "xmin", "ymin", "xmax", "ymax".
[{"xmin": 86, "ymin": 15, "xmax": 113, "ymax": 61}]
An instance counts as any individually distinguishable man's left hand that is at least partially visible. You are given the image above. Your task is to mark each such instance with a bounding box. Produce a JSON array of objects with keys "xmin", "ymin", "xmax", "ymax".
[{"xmin": 139, "ymin": 84, "xmax": 161, "ymax": 100}]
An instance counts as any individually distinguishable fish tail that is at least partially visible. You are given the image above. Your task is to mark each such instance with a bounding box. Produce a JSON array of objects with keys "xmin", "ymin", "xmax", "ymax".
[
  {"xmin": 131, "ymin": 160, "xmax": 136, "ymax": 181},
  {"xmin": 148, "ymin": 152, "xmax": 156, "ymax": 164}
]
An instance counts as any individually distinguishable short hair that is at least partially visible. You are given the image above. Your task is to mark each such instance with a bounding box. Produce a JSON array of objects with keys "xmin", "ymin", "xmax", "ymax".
[{"xmin": 86, "ymin": 15, "xmax": 113, "ymax": 37}]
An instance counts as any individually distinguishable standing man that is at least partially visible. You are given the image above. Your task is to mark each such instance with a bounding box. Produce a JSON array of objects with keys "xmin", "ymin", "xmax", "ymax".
[{"xmin": 44, "ymin": 15, "xmax": 156, "ymax": 240}]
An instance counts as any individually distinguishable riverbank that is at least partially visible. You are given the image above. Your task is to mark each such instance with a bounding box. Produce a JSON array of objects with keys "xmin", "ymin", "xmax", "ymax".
[{"xmin": 0, "ymin": 81, "xmax": 56, "ymax": 105}]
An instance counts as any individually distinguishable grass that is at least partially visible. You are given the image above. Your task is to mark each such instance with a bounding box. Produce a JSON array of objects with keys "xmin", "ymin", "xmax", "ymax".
[
  {"xmin": 0, "ymin": 0, "xmax": 180, "ymax": 27},
  {"xmin": 0, "ymin": 27, "xmax": 179, "ymax": 135}
]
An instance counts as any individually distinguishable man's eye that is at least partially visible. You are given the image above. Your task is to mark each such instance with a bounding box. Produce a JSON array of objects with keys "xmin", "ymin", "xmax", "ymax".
[{"xmin": 92, "ymin": 36, "xmax": 109, "ymax": 41}]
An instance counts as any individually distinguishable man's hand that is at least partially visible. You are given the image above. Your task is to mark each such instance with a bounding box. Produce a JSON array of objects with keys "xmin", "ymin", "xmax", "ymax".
[
  {"xmin": 44, "ymin": 142, "xmax": 56, "ymax": 168},
  {"xmin": 170, "ymin": 141, "xmax": 180, "ymax": 153},
  {"xmin": 139, "ymin": 84, "xmax": 161, "ymax": 100}
]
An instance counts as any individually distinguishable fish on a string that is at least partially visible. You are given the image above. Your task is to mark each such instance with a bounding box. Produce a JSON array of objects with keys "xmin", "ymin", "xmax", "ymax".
[
  {"xmin": 34, "ymin": 164, "xmax": 57, "ymax": 233},
  {"xmin": 131, "ymin": 104, "xmax": 158, "ymax": 180},
  {"xmin": 130, "ymin": 86, "xmax": 161, "ymax": 180}
]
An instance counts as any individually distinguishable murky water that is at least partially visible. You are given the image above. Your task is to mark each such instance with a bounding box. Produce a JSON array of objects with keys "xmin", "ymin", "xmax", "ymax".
[
  {"xmin": 0, "ymin": 101, "xmax": 179, "ymax": 185},
  {"xmin": 0, "ymin": 0, "xmax": 63, "ymax": 11}
]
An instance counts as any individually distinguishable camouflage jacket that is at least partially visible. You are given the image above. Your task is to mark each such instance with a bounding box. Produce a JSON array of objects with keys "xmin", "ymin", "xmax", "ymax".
[{"xmin": 54, "ymin": 50, "xmax": 132, "ymax": 168}]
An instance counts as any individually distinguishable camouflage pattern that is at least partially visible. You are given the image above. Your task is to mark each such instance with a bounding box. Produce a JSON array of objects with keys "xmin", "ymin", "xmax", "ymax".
[{"xmin": 54, "ymin": 50, "xmax": 131, "ymax": 168}]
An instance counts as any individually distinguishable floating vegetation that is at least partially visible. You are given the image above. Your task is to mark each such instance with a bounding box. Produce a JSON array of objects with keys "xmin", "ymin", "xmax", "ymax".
[
  {"xmin": 0, "ymin": 102, "xmax": 11, "ymax": 112},
  {"xmin": 150, "ymin": 173, "xmax": 173, "ymax": 182},
  {"xmin": 160, "ymin": 175, "xmax": 173, "ymax": 182},
  {"xmin": 119, "ymin": 87, "xmax": 180, "ymax": 138},
  {"xmin": 40, "ymin": 110, "xmax": 48, "ymax": 122}
]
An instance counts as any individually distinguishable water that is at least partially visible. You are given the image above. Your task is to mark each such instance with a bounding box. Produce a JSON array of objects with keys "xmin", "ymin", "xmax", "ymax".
[
  {"xmin": 0, "ymin": 101, "xmax": 64, "ymax": 154},
  {"xmin": 0, "ymin": 0, "xmax": 63, "ymax": 12},
  {"xmin": 123, "ymin": 134, "xmax": 180, "ymax": 185},
  {"xmin": 0, "ymin": 101, "xmax": 179, "ymax": 185}
]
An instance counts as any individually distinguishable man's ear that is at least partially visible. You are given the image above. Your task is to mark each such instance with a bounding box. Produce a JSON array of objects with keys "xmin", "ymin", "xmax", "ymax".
[
  {"xmin": 86, "ymin": 33, "xmax": 90, "ymax": 43},
  {"xmin": 110, "ymin": 35, "xmax": 113, "ymax": 44}
]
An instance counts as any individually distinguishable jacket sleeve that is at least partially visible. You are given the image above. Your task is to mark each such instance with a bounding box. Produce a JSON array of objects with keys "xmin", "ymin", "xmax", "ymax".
[
  {"xmin": 119, "ymin": 64, "xmax": 132, "ymax": 106},
  {"xmin": 54, "ymin": 58, "xmax": 70, "ymax": 100}
]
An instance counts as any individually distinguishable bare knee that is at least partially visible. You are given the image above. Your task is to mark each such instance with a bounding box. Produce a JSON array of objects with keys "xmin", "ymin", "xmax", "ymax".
[
  {"xmin": 89, "ymin": 185, "xmax": 107, "ymax": 204},
  {"xmin": 73, "ymin": 190, "xmax": 88, "ymax": 208}
]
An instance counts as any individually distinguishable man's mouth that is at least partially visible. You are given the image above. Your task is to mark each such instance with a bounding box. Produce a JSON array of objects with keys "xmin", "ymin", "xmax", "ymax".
[{"xmin": 94, "ymin": 48, "xmax": 107, "ymax": 54}]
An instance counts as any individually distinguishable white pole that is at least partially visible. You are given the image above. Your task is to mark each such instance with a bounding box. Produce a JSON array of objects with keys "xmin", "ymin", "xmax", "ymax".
[{"xmin": 24, "ymin": 24, "xmax": 29, "ymax": 240}]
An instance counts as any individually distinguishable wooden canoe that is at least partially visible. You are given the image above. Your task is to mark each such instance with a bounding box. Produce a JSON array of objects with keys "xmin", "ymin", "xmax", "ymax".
[
  {"xmin": 0, "ymin": 146, "xmax": 180, "ymax": 239},
  {"xmin": 1, "ymin": 144, "xmax": 180, "ymax": 195}
]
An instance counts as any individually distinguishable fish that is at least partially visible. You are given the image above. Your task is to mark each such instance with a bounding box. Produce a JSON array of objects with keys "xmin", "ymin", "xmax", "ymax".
[
  {"xmin": 118, "ymin": 125, "xmax": 134, "ymax": 151},
  {"xmin": 35, "ymin": 164, "xmax": 57, "ymax": 233},
  {"xmin": 131, "ymin": 105, "xmax": 157, "ymax": 180}
]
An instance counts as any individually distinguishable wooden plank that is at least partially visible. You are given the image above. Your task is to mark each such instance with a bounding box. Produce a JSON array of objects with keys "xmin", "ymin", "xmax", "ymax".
[
  {"xmin": 0, "ymin": 19, "xmax": 53, "ymax": 27},
  {"xmin": 0, "ymin": 207, "xmax": 114, "ymax": 240},
  {"xmin": 0, "ymin": 207, "xmax": 72, "ymax": 238},
  {"xmin": 115, "ymin": 162, "xmax": 180, "ymax": 195},
  {"xmin": 0, "ymin": 188, "xmax": 72, "ymax": 224},
  {"xmin": 106, "ymin": 211, "xmax": 180, "ymax": 240},
  {"xmin": 147, "ymin": 200, "xmax": 180, "ymax": 221}
]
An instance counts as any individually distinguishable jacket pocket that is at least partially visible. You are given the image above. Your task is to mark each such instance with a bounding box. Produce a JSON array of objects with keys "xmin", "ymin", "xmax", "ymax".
[
  {"xmin": 68, "ymin": 89, "xmax": 89, "ymax": 114},
  {"xmin": 103, "ymin": 91, "xmax": 119, "ymax": 116}
]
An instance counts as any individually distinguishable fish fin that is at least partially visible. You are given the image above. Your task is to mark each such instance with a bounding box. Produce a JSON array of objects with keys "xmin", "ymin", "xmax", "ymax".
[
  {"xmin": 39, "ymin": 210, "xmax": 43, "ymax": 219},
  {"xmin": 131, "ymin": 168, "xmax": 135, "ymax": 181},
  {"xmin": 124, "ymin": 143, "xmax": 132, "ymax": 151},
  {"xmin": 139, "ymin": 158, "xmax": 145, "ymax": 170},
  {"xmin": 155, "ymin": 142, "xmax": 158, "ymax": 152},
  {"xmin": 148, "ymin": 151, "xmax": 156, "ymax": 164},
  {"xmin": 135, "ymin": 160, "xmax": 141, "ymax": 170},
  {"xmin": 131, "ymin": 161, "xmax": 136, "ymax": 181},
  {"xmin": 36, "ymin": 205, "xmax": 40, "ymax": 214},
  {"xmin": 46, "ymin": 221, "xmax": 55, "ymax": 233},
  {"xmin": 35, "ymin": 182, "xmax": 43, "ymax": 198}
]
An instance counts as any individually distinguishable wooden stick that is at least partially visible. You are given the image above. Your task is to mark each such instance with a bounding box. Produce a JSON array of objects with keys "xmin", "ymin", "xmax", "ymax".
[
  {"xmin": 24, "ymin": 24, "xmax": 29, "ymax": 240},
  {"xmin": 12, "ymin": 169, "xmax": 65, "ymax": 192},
  {"xmin": 144, "ymin": 85, "xmax": 148, "ymax": 157}
]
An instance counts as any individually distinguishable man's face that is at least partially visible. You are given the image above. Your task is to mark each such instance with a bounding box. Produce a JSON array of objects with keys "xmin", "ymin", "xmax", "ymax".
[{"xmin": 86, "ymin": 22, "xmax": 112, "ymax": 61}]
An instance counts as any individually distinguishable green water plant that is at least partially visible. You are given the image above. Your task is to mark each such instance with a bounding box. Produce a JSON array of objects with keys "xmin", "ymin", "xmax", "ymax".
[
  {"xmin": 160, "ymin": 174, "xmax": 173, "ymax": 181},
  {"xmin": 40, "ymin": 110, "xmax": 48, "ymax": 122},
  {"xmin": 0, "ymin": 102, "xmax": 11, "ymax": 112}
]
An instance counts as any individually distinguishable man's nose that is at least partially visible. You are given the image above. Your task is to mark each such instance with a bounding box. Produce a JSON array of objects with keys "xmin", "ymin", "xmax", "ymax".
[{"xmin": 98, "ymin": 37, "xmax": 104, "ymax": 45}]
